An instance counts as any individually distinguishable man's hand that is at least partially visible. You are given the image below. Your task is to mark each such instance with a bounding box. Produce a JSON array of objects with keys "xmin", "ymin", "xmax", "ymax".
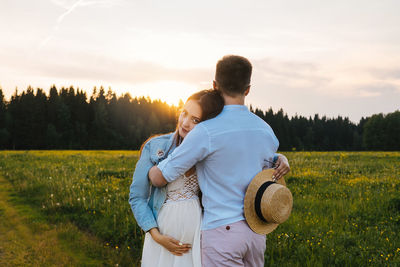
[
  {"xmin": 272, "ymin": 154, "xmax": 290, "ymax": 182},
  {"xmin": 149, "ymin": 228, "xmax": 191, "ymax": 256},
  {"xmin": 149, "ymin": 166, "xmax": 168, "ymax": 187}
]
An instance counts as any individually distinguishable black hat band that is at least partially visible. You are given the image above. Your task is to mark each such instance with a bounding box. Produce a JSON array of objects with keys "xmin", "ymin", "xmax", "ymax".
[{"xmin": 254, "ymin": 181, "xmax": 276, "ymax": 222}]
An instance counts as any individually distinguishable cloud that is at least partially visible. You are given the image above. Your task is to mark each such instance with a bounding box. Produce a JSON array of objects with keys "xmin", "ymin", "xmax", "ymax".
[
  {"xmin": 56, "ymin": 0, "xmax": 84, "ymax": 25},
  {"xmin": 50, "ymin": 0, "xmax": 125, "ymax": 10},
  {"xmin": 38, "ymin": 36, "xmax": 54, "ymax": 50},
  {"xmin": 252, "ymin": 58, "xmax": 400, "ymax": 101},
  {"xmin": 40, "ymin": 0, "xmax": 127, "ymax": 50},
  {"xmin": 369, "ymin": 67, "xmax": 400, "ymax": 80},
  {"xmin": 8, "ymin": 49, "xmax": 212, "ymax": 85},
  {"xmin": 253, "ymin": 57, "xmax": 331, "ymax": 90},
  {"xmin": 356, "ymin": 83, "xmax": 399, "ymax": 97}
]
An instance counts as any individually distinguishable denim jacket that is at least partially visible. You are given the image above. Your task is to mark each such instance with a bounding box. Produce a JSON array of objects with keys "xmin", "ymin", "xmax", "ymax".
[{"xmin": 128, "ymin": 133, "xmax": 175, "ymax": 232}]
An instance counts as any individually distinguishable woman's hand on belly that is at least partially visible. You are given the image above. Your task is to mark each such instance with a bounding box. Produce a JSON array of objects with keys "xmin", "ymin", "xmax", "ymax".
[{"xmin": 149, "ymin": 227, "xmax": 191, "ymax": 256}]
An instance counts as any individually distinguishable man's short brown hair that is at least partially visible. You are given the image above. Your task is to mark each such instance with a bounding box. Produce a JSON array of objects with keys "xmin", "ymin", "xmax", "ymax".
[{"xmin": 215, "ymin": 55, "xmax": 252, "ymax": 96}]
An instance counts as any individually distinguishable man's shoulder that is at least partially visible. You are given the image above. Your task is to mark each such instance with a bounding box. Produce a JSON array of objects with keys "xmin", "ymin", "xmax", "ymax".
[
  {"xmin": 203, "ymin": 108, "xmax": 271, "ymax": 129},
  {"xmin": 246, "ymin": 111, "xmax": 274, "ymax": 129}
]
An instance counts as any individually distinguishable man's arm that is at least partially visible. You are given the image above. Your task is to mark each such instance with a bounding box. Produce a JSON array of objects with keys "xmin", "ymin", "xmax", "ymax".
[
  {"xmin": 149, "ymin": 166, "xmax": 167, "ymax": 187},
  {"xmin": 149, "ymin": 124, "xmax": 210, "ymax": 186}
]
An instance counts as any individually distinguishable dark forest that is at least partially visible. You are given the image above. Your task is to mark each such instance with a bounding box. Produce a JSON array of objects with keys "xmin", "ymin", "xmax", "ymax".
[{"xmin": 0, "ymin": 86, "xmax": 398, "ymax": 151}]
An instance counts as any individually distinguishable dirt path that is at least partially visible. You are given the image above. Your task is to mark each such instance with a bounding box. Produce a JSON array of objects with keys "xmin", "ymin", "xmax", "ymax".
[{"xmin": 0, "ymin": 175, "xmax": 99, "ymax": 266}]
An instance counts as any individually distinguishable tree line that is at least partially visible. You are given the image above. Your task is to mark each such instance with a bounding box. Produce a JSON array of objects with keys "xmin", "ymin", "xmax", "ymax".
[{"xmin": 0, "ymin": 86, "xmax": 399, "ymax": 151}]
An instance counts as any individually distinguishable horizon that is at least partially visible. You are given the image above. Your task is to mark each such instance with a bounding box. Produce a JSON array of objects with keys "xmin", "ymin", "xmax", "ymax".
[
  {"xmin": 1, "ymin": 0, "xmax": 399, "ymax": 122},
  {"xmin": 1, "ymin": 83, "xmax": 398, "ymax": 124}
]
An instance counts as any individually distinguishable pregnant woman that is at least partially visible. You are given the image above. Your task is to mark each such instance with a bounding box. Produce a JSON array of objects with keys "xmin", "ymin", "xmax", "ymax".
[{"xmin": 129, "ymin": 89, "xmax": 224, "ymax": 267}]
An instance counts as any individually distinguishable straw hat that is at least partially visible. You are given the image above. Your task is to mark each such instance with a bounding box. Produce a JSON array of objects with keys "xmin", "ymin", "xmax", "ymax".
[{"xmin": 244, "ymin": 169, "xmax": 293, "ymax": 234}]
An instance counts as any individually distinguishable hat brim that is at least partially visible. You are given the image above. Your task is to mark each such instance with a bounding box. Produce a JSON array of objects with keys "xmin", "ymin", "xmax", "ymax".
[{"xmin": 244, "ymin": 169, "xmax": 286, "ymax": 235}]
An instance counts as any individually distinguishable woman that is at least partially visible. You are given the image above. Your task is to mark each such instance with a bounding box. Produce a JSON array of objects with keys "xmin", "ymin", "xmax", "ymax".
[
  {"xmin": 129, "ymin": 89, "xmax": 225, "ymax": 267},
  {"xmin": 129, "ymin": 89, "xmax": 290, "ymax": 266}
]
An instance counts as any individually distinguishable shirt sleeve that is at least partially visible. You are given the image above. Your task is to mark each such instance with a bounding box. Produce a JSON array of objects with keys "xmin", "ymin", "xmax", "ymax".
[{"xmin": 158, "ymin": 124, "xmax": 210, "ymax": 182}]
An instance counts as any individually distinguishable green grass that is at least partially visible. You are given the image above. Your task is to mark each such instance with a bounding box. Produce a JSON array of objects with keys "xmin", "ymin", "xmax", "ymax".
[
  {"xmin": 0, "ymin": 171, "xmax": 114, "ymax": 266},
  {"xmin": 0, "ymin": 150, "xmax": 141, "ymax": 266},
  {"xmin": 0, "ymin": 151, "xmax": 399, "ymax": 266}
]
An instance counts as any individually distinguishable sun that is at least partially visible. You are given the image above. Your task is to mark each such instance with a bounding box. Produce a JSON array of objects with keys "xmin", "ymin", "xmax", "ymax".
[{"xmin": 130, "ymin": 81, "xmax": 204, "ymax": 106}]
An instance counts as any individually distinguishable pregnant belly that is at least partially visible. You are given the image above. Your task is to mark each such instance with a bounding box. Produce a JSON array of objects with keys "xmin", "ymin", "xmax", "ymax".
[{"xmin": 157, "ymin": 198, "xmax": 202, "ymax": 244}]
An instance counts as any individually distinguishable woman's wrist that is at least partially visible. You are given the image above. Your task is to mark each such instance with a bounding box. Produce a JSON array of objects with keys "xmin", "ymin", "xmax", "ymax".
[{"xmin": 149, "ymin": 227, "xmax": 163, "ymax": 243}]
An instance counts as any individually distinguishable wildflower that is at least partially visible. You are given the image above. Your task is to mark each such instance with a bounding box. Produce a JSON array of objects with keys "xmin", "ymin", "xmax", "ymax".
[
  {"xmin": 77, "ymin": 198, "xmax": 80, "ymax": 201},
  {"xmin": 56, "ymin": 203, "xmax": 60, "ymax": 206},
  {"xmin": 116, "ymin": 246, "xmax": 119, "ymax": 249},
  {"xmin": 127, "ymin": 246, "xmax": 130, "ymax": 250},
  {"xmin": 50, "ymin": 194, "xmax": 54, "ymax": 198}
]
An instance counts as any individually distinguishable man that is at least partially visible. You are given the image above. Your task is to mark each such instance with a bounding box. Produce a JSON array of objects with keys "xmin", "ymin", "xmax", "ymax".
[{"xmin": 149, "ymin": 55, "xmax": 289, "ymax": 266}]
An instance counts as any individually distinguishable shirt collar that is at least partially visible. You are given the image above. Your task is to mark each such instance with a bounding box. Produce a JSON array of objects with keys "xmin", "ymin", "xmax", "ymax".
[{"xmin": 222, "ymin": 105, "xmax": 248, "ymax": 111}]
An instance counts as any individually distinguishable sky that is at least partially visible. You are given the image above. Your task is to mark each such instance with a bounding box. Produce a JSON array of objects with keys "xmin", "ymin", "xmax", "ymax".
[{"xmin": 0, "ymin": 0, "xmax": 399, "ymax": 122}]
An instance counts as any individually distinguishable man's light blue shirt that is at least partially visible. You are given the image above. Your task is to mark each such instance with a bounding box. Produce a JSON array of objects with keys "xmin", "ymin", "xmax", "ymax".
[{"xmin": 158, "ymin": 105, "xmax": 279, "ymax": 230}]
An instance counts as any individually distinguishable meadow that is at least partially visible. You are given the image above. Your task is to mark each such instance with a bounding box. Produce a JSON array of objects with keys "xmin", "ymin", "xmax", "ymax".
[{"xmin": 0, "ymin": 151, "xmax": 399, "ymax": 266}]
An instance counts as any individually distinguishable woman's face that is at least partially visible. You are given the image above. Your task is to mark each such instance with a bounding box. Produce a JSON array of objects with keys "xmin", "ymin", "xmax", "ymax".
[{"xmin": 178, "ymin": 100, "xmax": 202, "ymax": 139}]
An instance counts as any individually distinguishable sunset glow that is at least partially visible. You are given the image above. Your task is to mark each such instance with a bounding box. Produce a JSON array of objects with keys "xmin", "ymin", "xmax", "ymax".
[
  {"xmin": 130, "ymin": 81, "xmax": 204, "ymax": 107},
  {"xmin": 0, "ymin": 0, "xmax": 399, "ymax": 121}
]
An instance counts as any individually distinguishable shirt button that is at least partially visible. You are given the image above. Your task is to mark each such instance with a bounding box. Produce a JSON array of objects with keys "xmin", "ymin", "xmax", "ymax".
[{"xmin": 226, "ymin": 226, "xmax": 230, "ymax": 230}]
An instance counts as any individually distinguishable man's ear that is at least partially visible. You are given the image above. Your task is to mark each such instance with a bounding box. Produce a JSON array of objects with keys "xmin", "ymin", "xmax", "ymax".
[
  {"xmin": 213, "ymin": 80, "xmax": 217, "ymax": 89},
  {"xmin": 244, "ymin": 85, "xmax": 251, "ymax": 96}
]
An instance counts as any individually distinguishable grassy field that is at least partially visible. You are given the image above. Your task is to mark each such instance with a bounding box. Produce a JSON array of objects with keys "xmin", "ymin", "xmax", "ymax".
[{"xmin": 0, "ymin": 151, "xmax": 399, "ymax": 266}]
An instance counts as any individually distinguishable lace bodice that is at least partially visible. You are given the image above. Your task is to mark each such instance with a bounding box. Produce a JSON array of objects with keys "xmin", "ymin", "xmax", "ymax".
[{"xmin": 165, "ymin": 172, "xmax": 200, "ymax": 203}]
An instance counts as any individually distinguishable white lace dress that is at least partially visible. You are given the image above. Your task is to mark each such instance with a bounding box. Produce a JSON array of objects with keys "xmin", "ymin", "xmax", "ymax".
[{"xmin": 141, "ymin": 172, "xmax": 202, "ymax": 267}]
